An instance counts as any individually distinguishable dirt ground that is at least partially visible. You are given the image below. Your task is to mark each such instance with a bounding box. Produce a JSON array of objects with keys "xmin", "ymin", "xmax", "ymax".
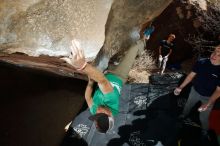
[{"xmin": 0, "ymin": 62, "xmax": 87, "ymax": 146}]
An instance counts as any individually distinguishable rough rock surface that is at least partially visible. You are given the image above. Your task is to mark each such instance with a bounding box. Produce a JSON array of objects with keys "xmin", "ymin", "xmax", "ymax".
[
  {"xmin": 0, "ymin": 0, "xmax": 172, "ymax": 78},
  {"xmin": 0, "ymin": 0, "xmax": 112, "ymax": 60},
  {"xmin": 146, "ymin": 0, "xmax": 220, "ymax": 65}
]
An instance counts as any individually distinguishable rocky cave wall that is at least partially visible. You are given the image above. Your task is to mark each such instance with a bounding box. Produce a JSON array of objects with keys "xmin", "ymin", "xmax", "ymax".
[
  {"xmin": 95, "ymin": 0, "xmax": 173, "ymax": 69},
  {"xmin": 146, "ymin": 0, "xmax": 220, "ymax": 65},
  {"xmin": 0, "ymin": 0, "xmax": 113, "ymax": 61},
  {"xmin": 0, "ymin": 0, "xmax": 173, "ymax": 77}
]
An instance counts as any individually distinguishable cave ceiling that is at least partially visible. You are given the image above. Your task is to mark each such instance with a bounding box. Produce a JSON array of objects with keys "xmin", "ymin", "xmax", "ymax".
[{"xmin": 0, "ymin": 0, "xmax": 172, "ymax": 78}]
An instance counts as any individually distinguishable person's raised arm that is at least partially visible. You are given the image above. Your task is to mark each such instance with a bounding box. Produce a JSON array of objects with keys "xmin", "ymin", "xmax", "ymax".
[
  {"xmin": 61, "ymin": 40, "xmax": 113, "ymax": 94},
  {"xmin": 83, "ymin": 64, "xmax": 113, "ymax": 94},
  {"xmin": 84, "ymin": 76, "xmax": 94, "ymax": 108}
]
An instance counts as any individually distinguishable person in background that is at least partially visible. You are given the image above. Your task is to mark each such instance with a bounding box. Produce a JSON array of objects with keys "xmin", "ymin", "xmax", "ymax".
[
  {"xmin": 174, "ymin": 45, "xmax": 220, "ymax": 136},
  {"xmin": 158, "ymin": 34, "xmax": 175, "ymax": 75}
]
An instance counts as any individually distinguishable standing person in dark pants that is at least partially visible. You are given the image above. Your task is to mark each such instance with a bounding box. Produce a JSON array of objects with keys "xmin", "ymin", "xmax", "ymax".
[
  {"xmin": 174, "ymin": 45, "xmax": 220, "ymax": 135},
  {"xmin": 158, "ymin": 34, "xmax": 175, "ymax": 75}
]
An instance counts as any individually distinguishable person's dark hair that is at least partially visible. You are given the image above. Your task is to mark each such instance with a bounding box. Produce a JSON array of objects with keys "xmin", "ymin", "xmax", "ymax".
[{"xmin": 89, "ymin": 113, "xmax": 110, "ymax": 133}]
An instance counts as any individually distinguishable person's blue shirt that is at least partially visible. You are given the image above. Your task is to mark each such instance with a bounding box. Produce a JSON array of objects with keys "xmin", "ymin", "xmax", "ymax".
[{"xmin": 192, "ymin": 58, "xmax": 220, "ymax": 96}]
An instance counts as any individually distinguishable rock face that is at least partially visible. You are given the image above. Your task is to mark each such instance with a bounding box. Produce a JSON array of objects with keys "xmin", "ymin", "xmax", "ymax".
[
  {"xmin": 97, "ymin": 0, "xmax": 172, "ymax": 59},
  {"xmin": 0, "ymin": 0, "xmax": 172, "ymax": 78},
  {"xmin": 0, "ymin": 0, "xmax": 113, "ymax": 79},
  {"xmin": 0, "ymin": 0, "xmax": 113, "ymax": 60}
]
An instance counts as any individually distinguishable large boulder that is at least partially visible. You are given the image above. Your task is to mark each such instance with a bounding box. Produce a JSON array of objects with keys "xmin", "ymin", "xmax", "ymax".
[{"xmin": 0, "ymin": 0, "xmax": 172, "ymax": 78}]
